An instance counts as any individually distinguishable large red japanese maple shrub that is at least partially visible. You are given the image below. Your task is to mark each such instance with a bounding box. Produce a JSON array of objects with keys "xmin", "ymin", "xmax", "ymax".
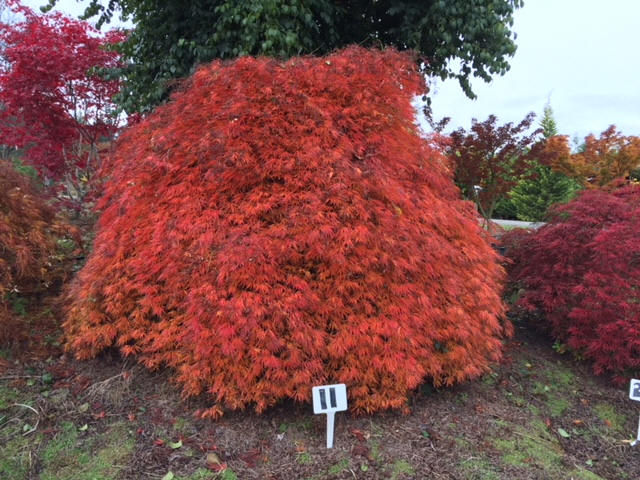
[
  {"xmin": 504, "ymin": 181, "xmax": 640, "ymax": 381},
  {"xmin": 64, "ymin": 48, "xmax": 508, "ymax": 416}
]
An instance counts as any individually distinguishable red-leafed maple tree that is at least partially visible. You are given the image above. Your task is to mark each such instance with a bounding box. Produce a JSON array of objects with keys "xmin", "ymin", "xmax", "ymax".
[
  {"xmin": 504, "ymin": 181, "xmax": 640, "ymax": 381},
  {"xmin": 64, "ymin": 47, "xmax": 509, "ymax": 416},
  {"xmin": 447, "ymin": 113, "xmax": 543, "ymax": 221},
  {"xmin": 0, "ymin": 0, "xmax": 123, "ymax": 181},
  {"xmin": 0, "ymin": 160, "xmax": 72, "ymax": 343}
]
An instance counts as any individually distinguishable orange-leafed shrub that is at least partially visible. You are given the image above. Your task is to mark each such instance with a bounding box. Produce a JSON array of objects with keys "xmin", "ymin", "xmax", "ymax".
[
  {"xmin": 542, "ymin": 126, "xmax": 640, "ymax": 188},
  {"xmin": 0, "ymin": 161, "xmax": 70, "ymax": 342},
  {"xmin": 64, "ymin": 47, "xmax": 508, "ymax": 416},
  {"xmin": 503, "ymin": 181, "xmax": 640, "ymax": 382}
]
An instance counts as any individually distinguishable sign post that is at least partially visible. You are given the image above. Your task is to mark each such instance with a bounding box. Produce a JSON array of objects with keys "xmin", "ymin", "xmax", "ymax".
[
  {"xmin": 630, "ymin": 379, "xmax": 640, "ymax": 446},
  {"xmin": 312, "ymin": 384, "xmax": 347, "ymax": 449}
]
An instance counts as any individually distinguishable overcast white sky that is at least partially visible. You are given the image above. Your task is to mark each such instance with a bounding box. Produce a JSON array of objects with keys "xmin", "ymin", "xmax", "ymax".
[
  {"xmin": 429, "ymin": 0, "xmax": 640, "ymax": 140},
  {"xmin": 22, "ymin": 0, "xmax": 640, "ymax": 140}
]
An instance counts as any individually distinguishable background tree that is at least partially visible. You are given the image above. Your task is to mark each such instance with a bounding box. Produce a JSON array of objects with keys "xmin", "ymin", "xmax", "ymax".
[
  {"xmin": 448, "ymin": 112, "xmax": 541, "ymax": 221},
  {"xmin": 507, "ymin": 164, "xmax": 579, "ymax": 221},
  {"xmin": 563, "ymin": 126, "xmax": 640, "ymax": 188},
  {"xmin": 542, "ymin": 126, "xmax": 640, "ymax": 189},
  {"xmin": 503, "ymin": 104, "xmax": 580, "ymax": 221},
  {"xmin": 43, "ymin": 0, "xmax": 524, "ymax": 113},
  {"xmin": 539, "ymin": 102, "xmax": 557, "ymax": 138},
  {"xmin": 0, "ymin": 0, "xmax": 123, "ymax": 187}
]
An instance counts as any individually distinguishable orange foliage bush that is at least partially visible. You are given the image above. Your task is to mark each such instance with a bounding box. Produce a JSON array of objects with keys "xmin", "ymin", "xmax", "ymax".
[
  {"xmin": 64, "ymin": 47, "xmax": 508, "ymax": 416},
  {"xmin": 0, "ymin": 161, "xmax": 71, "ymax": 341},
  {"xmin": 544, "ymin": 126, "xmax": 640, "ymax": 188}
]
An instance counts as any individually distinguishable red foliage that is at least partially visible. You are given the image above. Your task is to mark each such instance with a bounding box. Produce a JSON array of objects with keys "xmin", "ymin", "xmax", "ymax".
[
  {"xmin": 504, "ymin": 182, "xmax": 640, "ymax": 381},
  {"xmin": 64, "ymin": 47, "xmax": 508, "ymax": 415},
  {"xmin": 448, "ymin": 113, "xmax": 542, "ymax": 220},
  {"xmin": 0, "ymin": 161, "xmax": 72, "ymax": 342},
  {"xmin": 0, "ymin": 0, "xmax": 124, "ymax": 179}
]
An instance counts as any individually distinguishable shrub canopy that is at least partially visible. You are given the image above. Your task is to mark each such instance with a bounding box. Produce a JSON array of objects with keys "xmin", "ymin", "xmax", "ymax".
[
  {"xmin": 504, "ymin": 181, "xmax": 640, "ymax": 382},
  {"xmin": 64, "ymin": 48, "xmax": 508, "ymax": 416}
]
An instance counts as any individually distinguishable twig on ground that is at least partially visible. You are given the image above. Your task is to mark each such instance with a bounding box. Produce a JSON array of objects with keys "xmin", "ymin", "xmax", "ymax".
[
  {"xmin": 11, "ymin": 403, "xmax": 40, "ymax": 436},
  {"xmin": 0, "ymin": 375, "xmax": 41, "ymax": 381},
  {"xmin": 0, "ymin": 416, "xmax": 21, "ymax": 430},
  {"xmin": 85, "ymin": 369, "xmax": 133, "ymax": 400}
]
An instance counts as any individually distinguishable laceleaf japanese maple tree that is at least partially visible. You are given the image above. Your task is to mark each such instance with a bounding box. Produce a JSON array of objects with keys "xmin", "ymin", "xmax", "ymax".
[
  {"xmin": 0, "ymin": 0, "xmax": 123, "ymax": 183},
  {"xmin": 0, "ymin": 160, "xmax": 73, "ymax": 343},
  {"xmin": 64, "ymin": 47, "xmax": 509, "ymax": 416},
  {"xmin": 545, "ymin": 126, "xmax": 640, "ymax": 188},
  {"xmin": 448, "ymin": 113, "xmax": 543, "ymax": 221},
  {"xmin": 504, "ymin": 181, "xmax": 640, "ymax": 381}
]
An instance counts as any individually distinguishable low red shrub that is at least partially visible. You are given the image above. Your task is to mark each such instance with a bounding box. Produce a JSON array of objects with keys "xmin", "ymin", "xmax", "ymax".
[
  {"xmin": 504, "ymin": 182, "xmax": 640, "ymax": 381},
  {"xmin": 64, "ymin": 47, "xmax": 508, "ymax": 416},
  {"xmin": 0, "ymin": 161, "xmax": 72, "ymax": 342}
]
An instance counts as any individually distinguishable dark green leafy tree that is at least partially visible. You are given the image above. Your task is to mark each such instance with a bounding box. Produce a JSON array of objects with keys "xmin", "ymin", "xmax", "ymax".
[{"xmin": 43, "ymin": 0, "xmax": 524, "ymax": 113}]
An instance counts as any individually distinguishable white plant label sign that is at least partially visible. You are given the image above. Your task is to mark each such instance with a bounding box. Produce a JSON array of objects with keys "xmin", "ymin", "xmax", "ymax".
[
  {"xmin": 312, "ymin": 384, "xmax": 347, "ymax": 449},
  {"xmin": 630, "ymin": 379, "xmax": 640, "ymax": 446}
]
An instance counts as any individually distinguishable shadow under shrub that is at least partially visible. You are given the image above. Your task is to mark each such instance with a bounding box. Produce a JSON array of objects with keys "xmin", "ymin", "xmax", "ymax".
[{"xmin": 64, "ymin": 47, "xmax": 508, "ymax": 416}]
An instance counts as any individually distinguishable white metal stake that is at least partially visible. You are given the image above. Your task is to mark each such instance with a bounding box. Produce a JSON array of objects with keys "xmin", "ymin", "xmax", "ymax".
[
  {"xmin": 629, "ymin": 379, "xmax": 640, "ymax": 446},
  {"xmin": 326, "ymin": 411, "xmax": 335, "ymax": 449},
  {"xmin": 631, "ymin": 416, "xmax": 640, "ymax": 447},
  {"xmin": 312, "ymin": 384, "xmax": 348, "ymax": 449}
]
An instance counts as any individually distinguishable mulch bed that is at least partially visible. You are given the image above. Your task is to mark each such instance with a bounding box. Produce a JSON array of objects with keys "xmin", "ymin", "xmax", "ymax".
[{"xmin": 1, "ymin": 322, "xmax": 639, "ymax": 480}]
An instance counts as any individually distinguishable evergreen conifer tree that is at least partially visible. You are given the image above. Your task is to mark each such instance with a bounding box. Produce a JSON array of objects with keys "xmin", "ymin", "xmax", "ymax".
[{"xmin": 507, "ymin": 104, "xmax": 579, "ymax": 221}]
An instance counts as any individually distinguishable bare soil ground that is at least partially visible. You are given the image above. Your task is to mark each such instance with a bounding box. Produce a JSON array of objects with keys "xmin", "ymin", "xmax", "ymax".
[{"xmin": 2, "ymin": 319, "xmax": 639, "ymax": 480}]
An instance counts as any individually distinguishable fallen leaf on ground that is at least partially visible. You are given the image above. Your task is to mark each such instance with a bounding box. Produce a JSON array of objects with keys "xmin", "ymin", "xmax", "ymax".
[
  {"xmin": 208, "ymin": 462, "xmax": 228, "ymax": 473},
  {"xmin": 239, "ymin": 448, "xmax": 262, "ymax": 468},
  {"xmin": 351, "ymin": 444, "xmax": 370, "ymax": 459}
]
